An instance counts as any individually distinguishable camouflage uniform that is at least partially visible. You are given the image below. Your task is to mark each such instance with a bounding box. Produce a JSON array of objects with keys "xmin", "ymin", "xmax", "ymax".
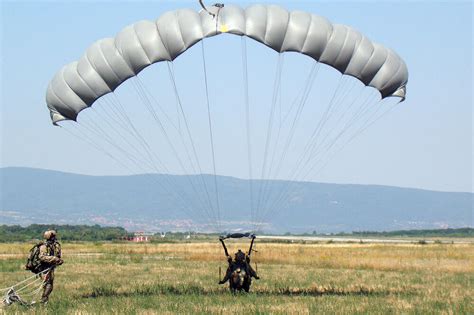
[{"xmin": 38, "ymin": 231, "xmax": 62, "ymax": 303}]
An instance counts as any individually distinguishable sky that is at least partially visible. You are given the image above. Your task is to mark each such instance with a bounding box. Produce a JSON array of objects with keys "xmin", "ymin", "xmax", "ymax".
[{"xmin": 0, "ymin": 0, "xmax": 472, "ymax": 193}]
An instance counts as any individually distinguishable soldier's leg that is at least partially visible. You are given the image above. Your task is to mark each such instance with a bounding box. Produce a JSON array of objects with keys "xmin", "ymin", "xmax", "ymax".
[
  {"xmin": 243, "ymin": 277, "xmax": 251, "ymax": 292},
  {"xmin": 41, "ymin": 270, "xmax": 54, "ymax": 303}
]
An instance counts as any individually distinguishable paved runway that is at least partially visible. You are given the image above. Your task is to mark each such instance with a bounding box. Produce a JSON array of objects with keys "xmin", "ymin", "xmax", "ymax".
[{"xmin": 259, "ymin": 235, "xmax": 472, "ymax": 244}]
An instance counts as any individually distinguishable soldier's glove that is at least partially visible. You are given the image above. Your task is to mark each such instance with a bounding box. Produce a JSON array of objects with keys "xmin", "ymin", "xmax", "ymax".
[
  {"xmin": 57, "ymin": 259, "xmax": 64, "ymax": 266},
  {"xmin": 218, "ymin": 280, "xmax": 226, "ymax": 285}
]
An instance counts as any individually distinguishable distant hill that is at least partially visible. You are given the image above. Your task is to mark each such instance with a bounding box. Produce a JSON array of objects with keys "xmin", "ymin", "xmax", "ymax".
[{"xmin": 0, "ymin": 167, "xmax": 472, "ymax": 233}]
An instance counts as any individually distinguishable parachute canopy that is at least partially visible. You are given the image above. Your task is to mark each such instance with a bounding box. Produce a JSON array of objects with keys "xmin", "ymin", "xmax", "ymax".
[
  {"xmin": 45, "ymin": 4, "xmax": 409, "ymax": 233},
  {"xmin": 46, "ymin": 4, "xmax": 408, "ymax": 124}
]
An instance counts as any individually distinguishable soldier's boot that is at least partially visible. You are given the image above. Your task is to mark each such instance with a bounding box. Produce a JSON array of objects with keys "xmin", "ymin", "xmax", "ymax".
[{"xmin": 40, "ymin": 284, "xmax": 53, "ymax": 304}]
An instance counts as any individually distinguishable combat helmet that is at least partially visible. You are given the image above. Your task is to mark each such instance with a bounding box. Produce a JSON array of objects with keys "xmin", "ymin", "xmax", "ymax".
[{"xmin": 43, "ymin": 230, "xmax": 57, "ymax": 240}]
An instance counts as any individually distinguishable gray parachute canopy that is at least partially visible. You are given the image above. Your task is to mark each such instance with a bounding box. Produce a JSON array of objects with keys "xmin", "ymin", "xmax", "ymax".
[{"xmin": 46, "ymin": 4, "xmax": 408, "ymax": 124}]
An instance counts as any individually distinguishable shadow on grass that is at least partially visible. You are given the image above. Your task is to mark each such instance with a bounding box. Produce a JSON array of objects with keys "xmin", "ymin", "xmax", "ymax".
[{"xmin": 82, "ymin": 283, "xmax": 413, "ymax": 299}]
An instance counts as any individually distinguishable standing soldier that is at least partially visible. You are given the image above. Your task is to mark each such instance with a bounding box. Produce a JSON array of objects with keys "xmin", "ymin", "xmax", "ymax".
[{"xmin": 39, "ymin": 230, "xmax": 63, "ymax": 304}]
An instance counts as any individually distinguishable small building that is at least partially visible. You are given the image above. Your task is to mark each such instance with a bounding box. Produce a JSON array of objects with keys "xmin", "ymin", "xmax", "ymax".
[{"xmin": 130, "ymin": 231, "xmax": 153, "ymax": 242}]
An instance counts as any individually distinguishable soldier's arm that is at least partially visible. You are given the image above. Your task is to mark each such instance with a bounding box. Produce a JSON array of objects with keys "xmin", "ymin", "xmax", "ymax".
[
  {"xmin": 38, "ymin": 244, "xmax": 61, "ymax": 265},
  {"xmin": 55, "ymin": 243, "xmax": 62, "ymax": 258},
  {"xmin": 219, "ymin": 239, "xmax": 230, "ymax": 258},
  {"xmin": 248, "ymin": 235, "xmax": 256, "ymax": 257}
]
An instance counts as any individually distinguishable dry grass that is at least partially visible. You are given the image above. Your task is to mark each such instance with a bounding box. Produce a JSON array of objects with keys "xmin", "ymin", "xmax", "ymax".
[{"xmin": 1, "ymin": 241, "xmax": 473, "ymax": 314}]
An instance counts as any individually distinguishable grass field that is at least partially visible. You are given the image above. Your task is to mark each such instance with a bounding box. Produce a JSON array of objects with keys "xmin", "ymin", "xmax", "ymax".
[{"xmin": 1, "ymin": 240, "xmax": 473, "ymax": 314}]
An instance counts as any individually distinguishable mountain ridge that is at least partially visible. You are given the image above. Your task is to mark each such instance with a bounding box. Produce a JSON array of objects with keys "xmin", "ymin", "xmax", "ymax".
[
  {"xmin": 3, "ymin": 166, "xmax": 469, "ymax": 193},
  {"xmin": 1, "ymin": 167, "xmax": 472, "ymax": 233}
]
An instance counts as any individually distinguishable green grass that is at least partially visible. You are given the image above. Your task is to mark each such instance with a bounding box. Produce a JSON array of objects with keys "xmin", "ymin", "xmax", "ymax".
[{"xmin": 1, "ymin": 242, "xmax": 473, "ymax": 314}]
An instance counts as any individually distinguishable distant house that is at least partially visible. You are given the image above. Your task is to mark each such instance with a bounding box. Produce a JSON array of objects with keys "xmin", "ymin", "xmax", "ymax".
[{"xmin": 130, "ymin": 231, "xmax": 153, "ymax": 242}]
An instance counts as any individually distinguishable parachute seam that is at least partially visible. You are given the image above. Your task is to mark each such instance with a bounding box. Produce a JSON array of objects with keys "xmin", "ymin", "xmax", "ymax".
[
  {"xmin": 338, "ymin": 27, "xmax": 361, "ymax": 74},
  {"xmin": 132, "ymin": 24, "xmax": 153, "ymax": 65},
  {"xmin": 58, "ymin": 66, "xmax": 90, "ymax": 109},
  {"xmin": 178, "ymin": 10, "xmax": 204, "ymax": 50},
  {"xmin": 113, "ymin": 36, "xmax": 136, "ymax": 75},
  {"xmin": 107, "ymin": 38, "xmax": 136, "ymax": 77},
  {"xmin": 97, "ymin": 41, "xmax": 124, "ymax": 87},
  {"xmin": 319, "ymin": 22, "xmax": 336, "ymax": 66},
  {"xmin": 262, "ymin": 5, "xmax": 270, "ymax": 44},
  {"xmin": 49, "ymin": 71, "xmax": 81, "ymax": 121},
  {"xmin": 278, "ymin": 9, "xmax": 291, "ymax": 52},
  {"xmin": 75, "ymin": 59, "xmax": 100, "ymax": 100},
  {"xmin": 239, "ymin": 6, "xmax": 247, "ymax": 34},
  {"xmin": 345, "ymin": 35, "xmax": 369, "ymax": 80},
  {"xmin": 50, "ymin": 71, "xmax": 84, "ymax": 112},
  {"xmin": 70, "ymin": 66, "xmax": 102, "ymax": 108},
  {"xmin": 336, "ymin": 26, "xmax": 352, "ymax": 73},
  {"xmin": 153, "ymin": 26, "xmax": 172, "ymax": 62},
  {"xmin": 83, "ymin": 53, "xmax": 113, "ymax": 94},
  {"xmin": 86, "ymin": 48, "xmax": 117, "ymax": 92},
  {"xmin": 380, "ymin": 52, "xmax": 403, "ymax": 93},
  {"xmin": 300, "ymin": 14, "xmax": 314, "ymax": 56},
  {"xmin": 331, "ymin": 25, "xmax": 350, "ymax": 74},
  {"xmin": 155, "ymin": 20, "xmax": 173, "ymax": 61},
  {"xmin": 368, "ymin": 47, "xmax": 390, "ymax": 90},
  {"xmin": 73, "ymin": 59, "xmax": 115, "ymax": 111},
  {"xmin": 174, "ymin": 11, "xmax": 187, "ymax": 60},
  {"xmin": 360, "ymin": 44, "xmax": 384, "ymax": 85}
]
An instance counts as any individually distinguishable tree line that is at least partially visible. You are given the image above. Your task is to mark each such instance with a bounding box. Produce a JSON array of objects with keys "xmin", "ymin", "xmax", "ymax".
[
  {"xmin": 0, "ymin": 224, "xmax": 131, "ymax": 242},
  {"xmin": 1, "ymin": 224, "xmax": 472, "ymax": 242}
]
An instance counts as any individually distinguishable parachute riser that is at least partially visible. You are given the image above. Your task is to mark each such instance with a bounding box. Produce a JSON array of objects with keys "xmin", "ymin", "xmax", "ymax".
[
  {"xmin": 1, "ymin": 268, "xmax": 51, "ymax": 307},
  {"xmin": 199, "ymin": 1, "xmax": 224, "ymax": 18}
]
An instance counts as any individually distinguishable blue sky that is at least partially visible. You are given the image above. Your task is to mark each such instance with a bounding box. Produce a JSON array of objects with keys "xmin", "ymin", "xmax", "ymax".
[{"xmin": 1, "ymin": 0, "xmax": 472, "ymax": 193}]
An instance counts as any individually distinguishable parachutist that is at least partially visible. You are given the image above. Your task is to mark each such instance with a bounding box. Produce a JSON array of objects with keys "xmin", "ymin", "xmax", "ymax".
[
  {"xmin": 37, "ymin": 230, "xmax": 63, "ymax": 303},
  {"xmin": 218, "ymin": 234, "xmax": 259, "ymax": 292},
  {"xmin": 3, "ymin": 230, "xmax": 63, "ymax": 307}
]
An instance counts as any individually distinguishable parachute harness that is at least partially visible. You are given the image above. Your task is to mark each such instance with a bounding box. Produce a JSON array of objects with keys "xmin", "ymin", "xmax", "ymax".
[{"xmin": 1, "ymin": 268, "xmax": 51, "ymax": 307}]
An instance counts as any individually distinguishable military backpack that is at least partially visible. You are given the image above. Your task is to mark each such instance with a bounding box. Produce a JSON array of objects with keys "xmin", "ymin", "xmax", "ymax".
[{"xmin": 25, "ymin": 241, "xmax": 45, "ymax": 274}]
